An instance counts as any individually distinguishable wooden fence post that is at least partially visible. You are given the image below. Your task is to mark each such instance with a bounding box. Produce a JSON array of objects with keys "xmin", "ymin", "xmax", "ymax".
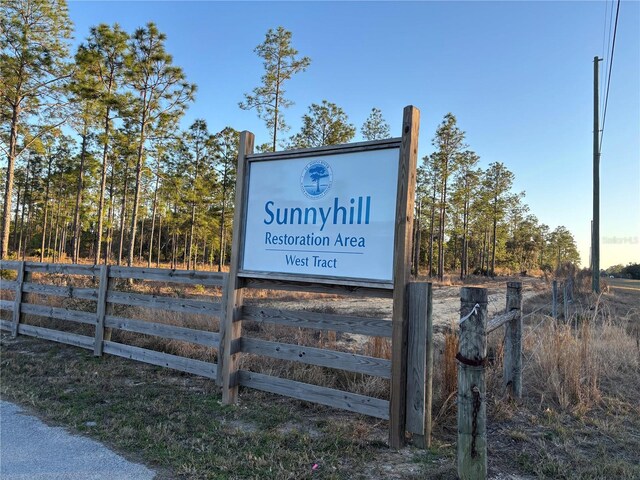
[
  {"xmin": 568, "ymin": 276, "xmax": 574, "ymax": 302},
  {"xmin": 220, "ymin": 130, "xmax": 254, "ymax": 404},
  {"xmin": 552, "ymin": 280, "xmax": 558, "ymax": 320},
  {"xmin": 503, "ymin": 281, "xmax": 523, "ymax": 398},
  {"xmin": 216, "ymin": 273, "xmax": 229, "ymax": 386},
  {"xmin": 94, "ymin": 265, "xmax": 109, "ymax": 356},
  {"xmin": 458, "ymin": 287, "xmax": 488, "ymax": 480},
  {"xmin": 11, "ymin": 261, "xmax": 26, "ymax": 338},
  {"xmin": 405, "ymin": 282, "xmax": 433, "ymax": 448},
  {"xmin": 425, "ymin": 282, "xmax": 434, "ymax": 448}
]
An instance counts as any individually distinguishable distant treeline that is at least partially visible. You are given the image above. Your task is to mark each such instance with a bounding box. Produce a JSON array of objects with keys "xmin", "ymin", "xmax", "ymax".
[{"xmin": 413, "ymin": 113, "xmax": 579, "ymax": 280}]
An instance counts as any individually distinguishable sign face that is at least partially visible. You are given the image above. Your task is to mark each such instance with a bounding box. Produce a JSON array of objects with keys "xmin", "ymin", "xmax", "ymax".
[{"xmin": 241, "ymin": 146, "xmax": 400, "ymax": 282}]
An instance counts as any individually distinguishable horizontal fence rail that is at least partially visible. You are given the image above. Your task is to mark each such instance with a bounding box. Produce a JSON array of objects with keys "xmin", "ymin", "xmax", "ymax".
[
  {"xmin": 242, "ymin": 306, "xmax": 392, "ymax": 337},
  {"xmin": 19, "ymin": 324, "xmax": 95, "ymax": 350},
  {"xmin": 104, "ymin": 316, "xmax": 220, "ymax": 348},
  {"xmin": 103, "ymin": 341, "xmax": 218, "ymax": 379},
  {"xmin": 238, "ymin": 370, "xmax": 390, "ymax": 419},
  {"xmin": 106, "ymin": 290, "xmax": 221, "ymax": 315},
  {"xmin": 109, "ymin": 266, "xmax": 226, "ymax": 286},
  {"xmin": 240, "ymin": 336, "xmax": 392, "ymax": 378},
  {"xmin": 22, "ymin": 282, "xmax": 99, "ymax": 300}
]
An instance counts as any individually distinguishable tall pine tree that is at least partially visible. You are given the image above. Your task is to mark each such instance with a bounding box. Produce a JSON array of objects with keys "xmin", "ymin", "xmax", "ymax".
[
  {"xmin": 0, "ymin": 0, "xmax": 73, "ymax": 258},
  {"xmin": 240, "ymin": 27, "xmax": 310, "ymax": 151},
  {"xmin": 124, "ymin": 23, "xmax": 195, "ymax": 267}
]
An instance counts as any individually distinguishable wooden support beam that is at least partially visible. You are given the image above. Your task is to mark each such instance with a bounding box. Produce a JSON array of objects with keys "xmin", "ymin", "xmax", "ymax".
[
  {"xmin": 242, "ymin": 306, "xmax": 392, "ymax": 337},
  {"xmin": 425, "ymin": 282, "xmax": 434, "ymax": 448},
  {"xmin": 486, "ymin": 310, "xmax": 518, "ymax": 333},
  {"xmin": 389, "ymin": 105, "xmax": 420, "ymax": 449},
  {"xmin": 11, "ymin": 262, "xmax": 25, "ymax": 337},
  {"xmin": 238, "ymin": 370, "xmax": 389, "ymax": 419},
  {"xmin": 220, "ymin": 131, "xmax": 254, "ymax": 403},
  {"xmin": 405, "ymin": 282, "xmax": 433, "ymax": 448},
  {"xmin": 94, "ymin": 265, "xmax": 109, "ymax": 356}
]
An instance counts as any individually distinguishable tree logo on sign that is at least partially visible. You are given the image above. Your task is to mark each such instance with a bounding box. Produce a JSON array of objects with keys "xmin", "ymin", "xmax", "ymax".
[{"xmin": 301, "ymin": 160, "xmax": 332, "ymax": 198}]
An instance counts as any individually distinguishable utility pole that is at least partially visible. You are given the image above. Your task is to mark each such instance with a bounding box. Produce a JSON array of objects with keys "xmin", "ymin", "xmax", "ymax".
[{"xmin": 592, "ymin": 56, "xmax": 601, "ymax": 293}]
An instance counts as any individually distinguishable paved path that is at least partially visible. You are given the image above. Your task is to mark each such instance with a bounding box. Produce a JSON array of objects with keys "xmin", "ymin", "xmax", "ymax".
[{"xmin": 0, "ymin": 400, "xmax": 155, "ymax": 479}]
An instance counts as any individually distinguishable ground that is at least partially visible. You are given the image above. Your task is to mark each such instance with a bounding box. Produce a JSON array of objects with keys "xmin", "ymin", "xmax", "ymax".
[{"xmin": 1, "ymin": 275, "xmax": 639, "ymax": 479}]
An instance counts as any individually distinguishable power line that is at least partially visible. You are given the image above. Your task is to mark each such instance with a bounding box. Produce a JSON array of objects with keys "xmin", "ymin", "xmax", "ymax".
[
  {"xmin": 600, "ymin": 0, "xmax": 621, "ymax": 149},
  {"xmin": 600, "ymin": 0, "xmax": 608, "ymax": 62},
  {"xmin": 600, "ymin": 0, "xmax": 615, "ymax": 117}
]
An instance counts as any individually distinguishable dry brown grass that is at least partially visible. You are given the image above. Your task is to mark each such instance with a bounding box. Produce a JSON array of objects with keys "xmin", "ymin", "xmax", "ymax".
[
  {"xmin": 365, "ymin": 337, "xmax": 391, "ymax": 359},
  {"xmin": 521, "ymin": 290, "xmax": 639, "ymax": 411},
  {"xmin": 526, "ymin": 321, "xmax": 600, "ymax": 409},
  {"xmin": 442, "ymin": 328, "xmax": 458, "ymax": 401}
]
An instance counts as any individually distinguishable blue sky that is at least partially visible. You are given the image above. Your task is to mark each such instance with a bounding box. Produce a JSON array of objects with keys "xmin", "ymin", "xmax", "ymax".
[{"xmin": 67, "ymin": 1, "xmax": 640, "ymax": 268}]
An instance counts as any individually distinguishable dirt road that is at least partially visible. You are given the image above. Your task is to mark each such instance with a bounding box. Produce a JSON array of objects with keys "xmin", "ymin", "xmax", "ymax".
[{"xmin": 246, "ymin": 276, "xmax": 546, "ymax": 346}]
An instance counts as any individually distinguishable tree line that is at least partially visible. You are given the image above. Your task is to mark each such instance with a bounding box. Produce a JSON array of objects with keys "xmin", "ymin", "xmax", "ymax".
[
  {"xmin": 1, "ymin": 0, "xmax": 579, "ymax": 275},
  {"xmin": 414, "ymin": 113, "xmax": 579, "ymax": 280}
]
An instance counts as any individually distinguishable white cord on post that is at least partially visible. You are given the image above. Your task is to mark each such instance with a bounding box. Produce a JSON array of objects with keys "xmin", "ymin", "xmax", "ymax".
[{"xmin": 459, "ymin": 303, "xmax": 480, "ymax": 324}]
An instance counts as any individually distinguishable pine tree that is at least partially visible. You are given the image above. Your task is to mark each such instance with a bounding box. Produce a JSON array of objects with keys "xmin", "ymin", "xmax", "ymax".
[
  {"xmin": 214, "ymin": 127, "xmax": 238, "ymax": 271},
  {"xmin": 124, "ymin": 22, "xmax": 195, "ymax": 267},
  {"xmin": 0, "ymin": 0, "xmax": 73, "ymax": 258},
  {"xmin": 240, "ymin": 27, "xmax": 310, "ymax": 151},
  {"xmin": 181, "ymin": 120, "xmax": 217, "ymax": 270},
  {"xmin": 361, "ymin": 107, "xmax": 391, "ymax": 140},
  {"xmin": 548, "ymin": 226, "xmax": 580, "ymax": 270},
  {"xmin": 289, "ymin": 100, "xmax": 355, "ymax": 148},
  {"xmin": 450, "ymin": 150, "xmax": 480, "ymax": 279},
  {"xmin": 75, "ymin": 23, "xmax": 129, "ymax": 264},
  {"xmin": 415, "ymin": 154, "xmax": 440, "ymax": 277},
  {"xmin": 432, "ymin": 113, "xmax": 467, "ymax": 280},
  {"xmin": 483, "ymin": 162, "xmax": 514, "ymax": 276}
]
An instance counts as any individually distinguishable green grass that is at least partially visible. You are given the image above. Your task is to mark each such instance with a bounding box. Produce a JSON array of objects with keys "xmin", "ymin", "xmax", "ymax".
[{"xmin": 1, "ymin": 335, "xmax": 443, "ymax": 479}]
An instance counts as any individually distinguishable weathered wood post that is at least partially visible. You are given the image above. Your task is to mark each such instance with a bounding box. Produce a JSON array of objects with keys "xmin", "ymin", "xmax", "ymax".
[
  {"xmin": 94, "ymin": 264, "xmax": 109, "ymax": 356},
  {"xmin": 552, "ymin": 280, "xmax": 558, "ymax": 320},
  {"xmin": 503, "ymin": 282, "xmax": 523, "ymax": 398},
  {"xmin": 458, "ymin": 287, "xmax": 488, "ymax": 480},
  {"xmin": 425, "ymin": 282, "xmax": 434, "ymax": 448},
  {"xmin": 405, "ymin": 281, "xmax": 433, "ymax": 448},
  {"xmin": 11, "ymin": 261, "xmax": 26, "ymax": 337},
  {"xmin": 102, "ymin": 270, "xmax": 117, "ymax": 344},
  {"xmin": 563, "ymin": 282, "xmax": 569, "ymax": 321},
  {"xmin": 220, "ymin": 130, "xmax": 254, "ymax": 404},
  {"xmin": 390, "ymin": 105, "xmax": 420, "ymax": 448}
]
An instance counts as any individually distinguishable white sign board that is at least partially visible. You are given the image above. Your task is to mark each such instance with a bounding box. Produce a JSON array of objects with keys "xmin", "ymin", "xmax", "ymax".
[{"xmin": 241, "ymin": 147, "xmax": 400, "ymax": 282}]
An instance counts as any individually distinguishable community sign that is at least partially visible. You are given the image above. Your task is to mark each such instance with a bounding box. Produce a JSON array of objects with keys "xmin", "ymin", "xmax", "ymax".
[{"xmin": 241, "ymin": 143, "xmax": 401, "ymax": 283}]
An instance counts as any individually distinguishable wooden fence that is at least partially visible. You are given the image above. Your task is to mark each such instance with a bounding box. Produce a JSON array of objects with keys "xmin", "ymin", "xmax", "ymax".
[
  {"xmin": 0, "ymin": 260, "xmax": 433, "ymax": 445},
  {"xmin": 220, "ymin": 274, "xmax": 432, "ymax": 440},
  {"xmin": 0, "ymin": 261, "xmax": 225, "ymax": 381}
]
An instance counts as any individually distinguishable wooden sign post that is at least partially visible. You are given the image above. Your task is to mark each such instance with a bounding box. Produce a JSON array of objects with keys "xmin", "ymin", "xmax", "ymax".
[{"xmin": 390, "ymin": 105, "xmax": 420, "ymax": 448}]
